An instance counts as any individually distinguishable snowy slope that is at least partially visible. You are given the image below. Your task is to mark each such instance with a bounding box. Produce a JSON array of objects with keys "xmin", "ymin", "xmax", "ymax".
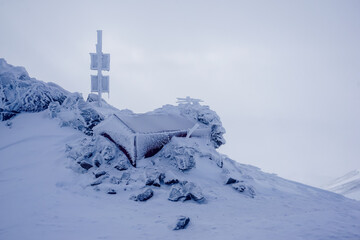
[
  {"xmin": 1, "ymin": 60, "xmax": 360, "ymax": 240},
  {"xmin": 325, "ymin": 170, "xmax": 360, "ymax": 201},
  {"xmin": 1, "ymin": 112, "xmax": 360, "ymax": 240}
]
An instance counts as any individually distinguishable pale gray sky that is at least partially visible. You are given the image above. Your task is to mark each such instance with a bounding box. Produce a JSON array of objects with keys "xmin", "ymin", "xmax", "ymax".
[{"xmin": 1, "ymin": 0, "xmax": 359, "ymax": 186}]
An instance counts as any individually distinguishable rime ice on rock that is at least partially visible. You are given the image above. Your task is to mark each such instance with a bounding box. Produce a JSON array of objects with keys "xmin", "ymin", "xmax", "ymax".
[{"xmin": 0, "ymin": 58, "xmax": 68, "ymax": 121}]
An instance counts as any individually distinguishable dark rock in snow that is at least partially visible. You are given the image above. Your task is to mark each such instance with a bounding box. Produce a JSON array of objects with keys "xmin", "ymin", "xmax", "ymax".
[
  {"xmin": 152, "ymin": 178, "xmax": 161, "ymax": 187},
  {"xmin": 94, "ymin": 160, "xmax": 101, "ymax": 167},
  {"xmin": 145, "ymin": 177, "xmax": 160, "ymax": 187},
  {"xmin": 94, "ymin": 171, "xmax": 107, "ymax": 178},
  {"xmin": 165, "ymin": 178, "xmax": 179, "ymax": 185},
  {"xmin": 225, "ymin": 177, "xmax": 239, "ymax": 185},
  {"xmin": 173, "ymin": 216, "xmax": 190, "ymax": 230},
  {"xmin": 80, "ymin": 162, "xmax": 93, "ymax": 170},
  {"xmin": 90, "ymin": 179, "xmax": 102, "ymax": 186},
  {"xmin": 107, "ymin": 189, "xmax": 117, "ymax": 194},
  {"xmin": 163, "ymin": 171, "xmax": 179, "ymax": 185},
  {"xmin": 133, "ymin": 189, "xmax": 154, "ymax": 202}
]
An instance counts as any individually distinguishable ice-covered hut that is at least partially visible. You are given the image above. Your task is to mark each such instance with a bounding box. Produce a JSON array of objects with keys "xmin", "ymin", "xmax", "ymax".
[{"xmin": 93, "ymin": 113, "xmax": 210, "ymax": 167}]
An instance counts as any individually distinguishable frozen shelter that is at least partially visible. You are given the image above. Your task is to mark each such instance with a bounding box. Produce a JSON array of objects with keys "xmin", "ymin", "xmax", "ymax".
[{"xmin": 93, "ymin": 113, "xmax": 210, "ymax": 167}]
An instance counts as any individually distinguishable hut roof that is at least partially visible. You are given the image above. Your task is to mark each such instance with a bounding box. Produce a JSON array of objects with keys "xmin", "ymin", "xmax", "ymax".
[{"xmin": 117, "ymin": 113, "xmax": 197, "ymax": 134}]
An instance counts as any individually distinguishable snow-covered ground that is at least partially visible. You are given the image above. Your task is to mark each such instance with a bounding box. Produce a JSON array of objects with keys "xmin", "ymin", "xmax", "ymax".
[
  {"xmin": 1, "ymin": 59, "xmax": 360, "ymax": 240},
  {"xmin": 1, "ymin": 112, "xmax": 360, "ymax": 240},
  {"xmin": 324, "ymin": 169, "xmax": 360, "ymax": 201}
]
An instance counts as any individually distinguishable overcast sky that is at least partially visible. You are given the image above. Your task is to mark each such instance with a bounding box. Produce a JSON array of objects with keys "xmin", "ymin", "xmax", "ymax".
[{"xmin": 1, "ymin": 0, "xmax": 359, "ymax": 187}]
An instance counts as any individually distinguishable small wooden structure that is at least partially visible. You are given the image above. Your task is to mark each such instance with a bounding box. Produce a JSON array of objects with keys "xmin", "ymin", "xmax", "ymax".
[{"xmin": 93, "ymin": 113, "xmax": 210, "ymax": 167}]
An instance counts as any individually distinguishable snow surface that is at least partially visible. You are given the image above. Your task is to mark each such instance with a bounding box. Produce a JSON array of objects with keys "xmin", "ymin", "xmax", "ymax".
[
  {"xmin": 325, "ymin": 169, "xmax": 360, "ymax": 201},
  {"xmin": 1, "ymin": 112, "xmax": 360, "ymax": 240},
  {"xmin": 1, "ymin": 59, "xmax": 360, "ymax": 240}
]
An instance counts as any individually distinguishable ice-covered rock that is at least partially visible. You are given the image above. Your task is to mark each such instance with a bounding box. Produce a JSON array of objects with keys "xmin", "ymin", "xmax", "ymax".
[
  {"xmin": 157, "ymin": 137, "xmax": 224, "ymax": 171},
  {"xmin": 232, "ymin": 183, "xmax": 256, "ymax": 198},
  {"xmin": 0, "ymin": 59, "xmax": 68, "ymax": 121},
  {"xmin": 153, "ymin": 98, "xmax": 226, "ymax": 148},
  {"xmin": 57, "ymin": 93, "xmax": 104, "ymax": 135},
  {"xmin": 145, "ymin": 170, "xmax": 162, "ymax": 187},
  {"xmin": 158, "ymin": 137, "xmax": 197, "ymax": 171},
  {"xmin": 114, "ymin": 160, "xmax": 129, "ymax": 171},
  {"xmin": 168, "ymin": 181, "xmax": 205, "ymax": 203}
]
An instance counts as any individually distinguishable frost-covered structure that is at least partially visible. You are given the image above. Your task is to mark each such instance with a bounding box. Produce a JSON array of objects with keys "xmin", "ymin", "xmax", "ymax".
[
  {"xmin": 153, "ymin": 100, "xmax": 226, "ymax": 149},
  {"xmin": 94, "ymin": 113, "xmax": 211, "ymax": 166},
  {"xmin": 0, "ymin": 58, "xmax": 68, "ymax": 121}
]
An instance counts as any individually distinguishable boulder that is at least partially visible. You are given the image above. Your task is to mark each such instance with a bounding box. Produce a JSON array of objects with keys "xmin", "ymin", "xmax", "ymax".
[
  {"xmin": 183, "ymin": 182, "xmax": 204, "ymax": 202},
  {"xmin": 107, "ymin": 189, "xmax": 117, "ymax": 194},
  {"xmin": 168, "ymin": 185, "xmax": 187, "ymax": 202},
  {"xmin": 158, "ymin": 138, "xmax": 197, "ymax": 171},
  {"xmin": 80, "ymin": 161, "xmax": 93, "ymax": 170},
  {"xmin": 94, "ymin": 171, "xmax": 107, "ymax": 178},
  {"xmin": 132, "ymin": 189, "xmax": 154, "ymax": 202},
  {"xmin": 168, "ymin": 181, "xmax": 205, "ymax": 203},
  {"xmin": 90, "ymin": 179, "xmax": 102, "ymax": 186},
  {"xmin": 225, "ymin": 177, "xmax": 239, "ymax": 185},
  {"xmin": 173, "ymin": 216, "xmax": 190, "ymax": 230},
  {"xmin": 145, "ymin": 171, "xmax": 162, "ymax": 187}
]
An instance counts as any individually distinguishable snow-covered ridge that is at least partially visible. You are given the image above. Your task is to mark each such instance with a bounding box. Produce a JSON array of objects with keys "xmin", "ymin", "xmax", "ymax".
[{"xmin": 325, "ymin": 169, "xmax": 360, "ymax": 200}]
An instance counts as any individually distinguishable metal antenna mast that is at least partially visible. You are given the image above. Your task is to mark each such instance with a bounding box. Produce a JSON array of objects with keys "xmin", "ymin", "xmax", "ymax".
[{"xmin": 90, "ymin": 30, "xmax": 110, "ymax": 106}]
